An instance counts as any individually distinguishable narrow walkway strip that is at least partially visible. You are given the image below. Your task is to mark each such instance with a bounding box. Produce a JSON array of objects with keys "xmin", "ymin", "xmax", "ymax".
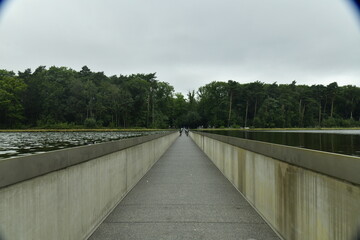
[{"xmin": 89, "ymin": 135, "xmax": 279, "ymax": 240}]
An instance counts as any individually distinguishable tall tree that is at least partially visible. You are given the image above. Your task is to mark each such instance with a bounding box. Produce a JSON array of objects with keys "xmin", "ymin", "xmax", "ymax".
[
  {"xmin": 327, "ymin": 82, "xmax": 338, "ymax": 118},
  {"xmin": 0, "ymin": 70, "xmax": 27, "ymax": 127},
  {"xmin": 227, "ymin": 80, "xmax": 238, "ymax": 127}
]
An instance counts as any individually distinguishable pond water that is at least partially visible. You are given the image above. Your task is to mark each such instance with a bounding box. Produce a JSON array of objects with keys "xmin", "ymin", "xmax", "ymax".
[
  {"xmin": 0, "ymin": 131, "xmax": 164, "ymax": 159},
  {"xmin": 200, "ymin": 129, "xmax": 360, "ymax": 157}
]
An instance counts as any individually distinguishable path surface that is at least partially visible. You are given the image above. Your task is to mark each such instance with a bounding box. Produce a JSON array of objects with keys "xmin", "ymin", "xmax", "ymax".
[{"xmin": 89, "ymin": 135, "xmax": 280, "ymax": 240}]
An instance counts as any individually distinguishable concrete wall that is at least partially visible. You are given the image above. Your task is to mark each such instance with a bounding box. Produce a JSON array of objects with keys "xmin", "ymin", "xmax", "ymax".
[
  {"xmin": 190, "ymin": 131, "xmax": 360, "ymax": 240},
  {"xmin": 0, "ymin": 131, "xmax": 178, "ymax": 240}
]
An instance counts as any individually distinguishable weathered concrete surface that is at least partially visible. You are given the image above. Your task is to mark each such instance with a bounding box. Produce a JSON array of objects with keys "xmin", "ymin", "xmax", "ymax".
[
  {"xmin": 89, "ymin": 135, "xmax": 279, "ymax": 240},
  {"xmin": 190, "ymin": 132, "xmax": 360, "ymax": 240},
  {"xmin": 0, "ymin": 132, "xmax": 178, "ymax": 240},
  {"xmin": 193, "ymin": 131, "xmax": 360, "ymax": 185},
  {"xmin": 0, "ymin": 132, "xmax": 176, "ymax": 188}
]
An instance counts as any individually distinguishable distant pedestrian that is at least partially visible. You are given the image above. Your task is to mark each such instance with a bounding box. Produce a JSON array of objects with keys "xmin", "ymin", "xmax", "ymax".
[
  {"xmin": 185, "ymin": 128, "xmax": 189, "ymax": 136},
  {"xmin": 179, "ymin": 128, "xmax": 183, "ymax": 136}
]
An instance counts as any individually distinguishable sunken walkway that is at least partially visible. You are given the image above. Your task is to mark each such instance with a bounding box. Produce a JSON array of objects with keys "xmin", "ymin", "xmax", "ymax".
[{"xmin": 89, "ymin": 135, "xmax": 279, "ymax": 240}]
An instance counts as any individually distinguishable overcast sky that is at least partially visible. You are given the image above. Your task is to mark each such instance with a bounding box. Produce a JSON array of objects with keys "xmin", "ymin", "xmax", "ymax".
[{"xmin": 0, "ymin": 0, "xmax": 359, "ymax": 94}]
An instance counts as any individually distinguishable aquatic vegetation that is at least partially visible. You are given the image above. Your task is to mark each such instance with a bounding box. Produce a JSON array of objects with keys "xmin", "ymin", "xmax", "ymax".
[{"xmin": 0, "ymin": 131, "xmax": 165, "ymax": 159}]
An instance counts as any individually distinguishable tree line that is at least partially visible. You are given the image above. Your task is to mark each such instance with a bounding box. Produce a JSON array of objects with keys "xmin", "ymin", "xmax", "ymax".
[
  {"xmin": 1, "ymin": 66, "xmax": 360, "ymax": 129},
  {"xmin": 197, "ymin": 80, "xmax": 360, "ymax": 128}
]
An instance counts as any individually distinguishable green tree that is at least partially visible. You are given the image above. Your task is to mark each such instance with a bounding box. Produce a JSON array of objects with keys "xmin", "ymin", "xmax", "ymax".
[
  {"xmin": 327, "ymin": 82, "xmax": 338, "ymax": 118},
  {"xmin": 339, "ymin": 85, "xmax": 360, "ymax": 120},
  {"xmin": 152, "ymin": 81, "xmax": 174, "ymax": 128},
  {"xmin": 227, "ymin": 80, "xmax": 238, "ymax": 127},
  {"xmin": 197, "ymin": 81, "xmax": 228, "ymax": 127},
  {"xmin": 171, "ymin": 93, "xmax": 187, "ymax": 127},
  {"xmin": 0, "ymin": 70, "xmax": 27, "ymax": 127},
  {"xmin": 255, "ymin": 97, "xmax": 285, "ymax": 128}
]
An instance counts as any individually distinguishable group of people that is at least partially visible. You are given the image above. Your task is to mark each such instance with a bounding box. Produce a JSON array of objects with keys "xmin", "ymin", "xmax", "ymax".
[{"xmin": 179, "ymin": 127, "xmax": 189, "ymax": 136}]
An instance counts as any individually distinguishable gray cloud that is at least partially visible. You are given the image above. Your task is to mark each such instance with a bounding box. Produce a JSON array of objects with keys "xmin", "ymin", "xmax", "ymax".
[{"xmin": 0, "ymin": 0, "xmax": 359, "ymax": 94}]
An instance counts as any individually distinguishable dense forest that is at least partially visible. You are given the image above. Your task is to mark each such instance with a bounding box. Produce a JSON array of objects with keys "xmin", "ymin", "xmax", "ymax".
[{"xmin": 1, "ymin": 66, "xmax": 360, "ymax": 129}]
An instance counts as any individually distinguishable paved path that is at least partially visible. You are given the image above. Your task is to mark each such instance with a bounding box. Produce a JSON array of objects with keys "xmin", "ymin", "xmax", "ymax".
[{"xmin": 89, "ymin": 135, "xmax": 279, "ymax": 240}]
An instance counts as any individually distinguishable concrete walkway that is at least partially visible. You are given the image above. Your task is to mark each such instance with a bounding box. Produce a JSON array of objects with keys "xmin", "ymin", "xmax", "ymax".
[{"xmin": 89, "ymin": 136, "xmax": 280, "ymax": 240}]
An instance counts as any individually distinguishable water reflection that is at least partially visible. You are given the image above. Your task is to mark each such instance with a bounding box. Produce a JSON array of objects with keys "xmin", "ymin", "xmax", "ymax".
[
  {"xmin": 0, "ymin": 131, "xmax": 162, "ymax": 159},
  {"xmin": 202, "ymin": 130, "xmax": 360, "ymax": 157}
]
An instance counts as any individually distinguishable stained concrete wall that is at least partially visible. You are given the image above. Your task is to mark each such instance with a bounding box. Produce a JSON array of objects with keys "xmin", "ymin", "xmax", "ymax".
[
  {"xmin": 190, "ymin": 131, "xmax": 360, "ymax": 240},
  {"xmin": 0, "ymin": 131, "xmax": 178, "ymax": 240}
]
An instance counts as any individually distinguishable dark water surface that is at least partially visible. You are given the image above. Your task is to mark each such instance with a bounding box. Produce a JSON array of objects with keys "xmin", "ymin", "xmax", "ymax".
[
  {"xmin": 0, "ymin": 131, "xmax": 164, "ymax": 159},
  {"xmin": 200, "ymin": 130, "xmax": 360, "ymax": 157}
]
